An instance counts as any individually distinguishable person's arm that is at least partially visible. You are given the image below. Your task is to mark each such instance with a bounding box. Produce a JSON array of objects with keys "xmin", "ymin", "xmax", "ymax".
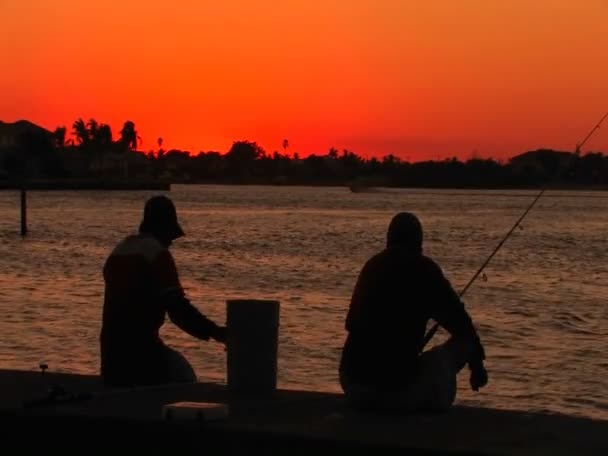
[
  {"xmin": 154, "ymin": 249, "xmax": 226, "ymax": 343},
  {"xmin": 422, "ymin": 257, "xmax": 485, "ymax": 364},
  {"xmin": 166, "ymin": 293, "xmax": 226, "ymax": 342}
]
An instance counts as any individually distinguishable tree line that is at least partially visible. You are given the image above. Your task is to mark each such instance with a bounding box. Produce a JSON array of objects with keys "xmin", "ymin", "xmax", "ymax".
[{"xmin": 2, "ymin": 117, "xmax": 607, "ymax": 189}]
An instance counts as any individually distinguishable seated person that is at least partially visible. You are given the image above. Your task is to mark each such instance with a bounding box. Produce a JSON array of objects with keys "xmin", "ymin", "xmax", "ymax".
[{"xmin": 339, "ymin": 212, "xmax": 488, "ymax": 412}]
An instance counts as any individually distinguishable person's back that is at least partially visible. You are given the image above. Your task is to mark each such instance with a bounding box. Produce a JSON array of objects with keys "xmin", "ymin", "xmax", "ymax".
[
  {"xmin": 100, "ymin": 195, "xmax": 226, "ymax": 387},
  {"xmin": 101, "ymin": 233, "xmax": 177, "ymax": 384},
  {"xmin": 339, "ymin": 212, "xmax": 488, "ymax": 412},
  {"xmin": 341, "ymin": 248, "xmax": 455, "ymax": 389}
]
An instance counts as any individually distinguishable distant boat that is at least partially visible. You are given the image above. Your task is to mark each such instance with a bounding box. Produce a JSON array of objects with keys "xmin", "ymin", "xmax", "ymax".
[{"xmin": 348, "ymin": 176, "xmax": 388, "ymax": 193}]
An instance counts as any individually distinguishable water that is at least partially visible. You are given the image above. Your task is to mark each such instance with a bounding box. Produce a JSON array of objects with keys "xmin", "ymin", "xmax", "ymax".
[{"xmin": 0, "ymin": 185, "xmax": 606, "ymax": 420}]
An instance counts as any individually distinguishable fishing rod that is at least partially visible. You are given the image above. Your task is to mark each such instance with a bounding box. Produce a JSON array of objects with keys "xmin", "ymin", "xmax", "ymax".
[
  {"xmin": 421, "ymin": 110, "xmax": 607, "ymax": 351},
  {"xmin": 575, "ymin": 111, "xmax": 608, "ymax": 155},
  {"xmin": 420, "ymin": 188, "xmax": 545, "ymax": 351}
]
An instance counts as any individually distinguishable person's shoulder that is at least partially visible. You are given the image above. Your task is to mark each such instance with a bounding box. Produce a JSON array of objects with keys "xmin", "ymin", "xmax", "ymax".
[
  {"xmin": 418, "ymin": 254, "xmax": 444, "ymax": 275},
  {"xmin": 110, "ymin": 233, "xmax": 168, "ymax": 262},
  {"xmin": 365, "ymin": 249, "xmax": 390, "ymax": 267}
]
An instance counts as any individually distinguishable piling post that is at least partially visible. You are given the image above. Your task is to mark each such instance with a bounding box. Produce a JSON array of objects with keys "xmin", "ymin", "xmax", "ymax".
[
  {"xmin": 226, "ymin": 299, "xmax": 280, "ymax": 395},
  {"xmin": 20, "ymin": 186, "xmax": 27, "ymax": 236}
]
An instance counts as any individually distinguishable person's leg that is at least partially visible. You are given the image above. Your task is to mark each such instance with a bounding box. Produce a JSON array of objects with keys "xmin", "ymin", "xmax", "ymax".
[
  {"xmin": 339, "ymin": 338, "xmax": 473, "ymax": 414},
  {"xmin": 101, "ymin": 343, "xmax": 197, "ymax": 387},
  {"xmin": 161, "ymin": 345, "xmax": 197, "ymax": 383},
  {"xmin": 407, "ymin": 337, "xmax": 474, "ymax": 412},
  {"xmin": 339, "ymin": 369, "xmax": 381, "ymax": 411},
  {"xmin": 431, "ymin": 336, "xmax": 474, "ymax": 373},
  {"xmin": 340, "ymin": 368, "xmax": 429, "ymax": 413}
]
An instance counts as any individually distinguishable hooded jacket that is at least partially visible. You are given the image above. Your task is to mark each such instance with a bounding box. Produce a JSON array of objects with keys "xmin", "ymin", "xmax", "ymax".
[{"xmin": 340, "ymin": 213, "xmax": 485, "ymax": 390}]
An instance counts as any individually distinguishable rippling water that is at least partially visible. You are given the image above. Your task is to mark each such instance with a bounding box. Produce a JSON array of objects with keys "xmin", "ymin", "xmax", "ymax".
[{"xmin": 0, "ymin": 185, "xmax": 606, "ymax": 420}]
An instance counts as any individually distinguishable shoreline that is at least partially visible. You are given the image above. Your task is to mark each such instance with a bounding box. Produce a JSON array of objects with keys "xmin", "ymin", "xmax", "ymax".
[
  {"xmin": 1, "ymin": 179, "xmax": 607, "ymax": 192},
  {"xmin": 174, "ymin": 180, "xmax": 608, "ymax": 191},
  {"xmin": 0, "ymin": 178, "xmax": 171, "ymax": 191}
]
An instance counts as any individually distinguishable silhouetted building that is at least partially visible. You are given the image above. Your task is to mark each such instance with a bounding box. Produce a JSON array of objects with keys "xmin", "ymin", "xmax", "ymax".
[
  {"xmin": 0, "ymin": 120, "xmax": 54, "ymax": 179},
  {"xmin": 509, "ymin": 149, "xmax": 574, "ymax": 176},
  {"xmin": 0, "ymin": 120, "xmax": 52, "ymax": 149}
]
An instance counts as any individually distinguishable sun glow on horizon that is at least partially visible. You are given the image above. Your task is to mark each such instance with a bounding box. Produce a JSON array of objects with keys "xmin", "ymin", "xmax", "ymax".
[{"xmin": 1, "ymin": 0, "xmax": 607, "ymax": 161}]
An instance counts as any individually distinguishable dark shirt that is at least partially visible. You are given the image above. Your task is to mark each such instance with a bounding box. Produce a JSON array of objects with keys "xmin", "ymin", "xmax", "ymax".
[
  {"xmin": 100, "ymin": 234, "xmax": 219, "ymax": 385},
  {"xmin": 340, "ymin": 247, "xmax": 484, "ymax": 390}
]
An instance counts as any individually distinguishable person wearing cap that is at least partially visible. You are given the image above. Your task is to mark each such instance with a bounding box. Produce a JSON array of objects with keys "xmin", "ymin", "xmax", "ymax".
[
  {"xmin": 100, "ymin": 195, "xmax": 226, "ymax": 387},
  {"xmin": 339, "ymin": 212, "xmax": 488, "ymax": 412}
]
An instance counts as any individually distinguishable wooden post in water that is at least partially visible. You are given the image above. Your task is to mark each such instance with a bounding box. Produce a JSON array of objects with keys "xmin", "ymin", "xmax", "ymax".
[
  {"xmin": 226, "ymin": 299, "xmax": 280, "ymax": 395},
  {"xmin": 20, "ymin": 186, "xmax": 27, "ymax": 236}
]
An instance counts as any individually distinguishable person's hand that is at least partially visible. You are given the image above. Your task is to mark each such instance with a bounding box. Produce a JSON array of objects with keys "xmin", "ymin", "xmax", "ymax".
[
  {"xmin": 469, "ymin": 361, "xmax": 488, "ymax": 392},
  {"xmin": 212, "ymin": 326, "xmax": 227, "ymax": 344}
]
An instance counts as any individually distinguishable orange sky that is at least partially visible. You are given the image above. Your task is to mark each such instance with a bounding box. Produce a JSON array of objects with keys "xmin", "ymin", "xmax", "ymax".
[{"xmin": 1, "ymin": 0, "xmax": 607, "ymax": 161}]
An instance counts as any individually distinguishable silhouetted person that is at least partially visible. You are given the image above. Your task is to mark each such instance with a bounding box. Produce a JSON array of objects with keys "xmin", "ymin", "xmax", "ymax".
[
  {"xmin": 339, "ymin": 212, "xmax": 488, "ymax": 412},
  {"xmin": 100, "ymin": 195, "xmax": 226, "ymax": 387}
]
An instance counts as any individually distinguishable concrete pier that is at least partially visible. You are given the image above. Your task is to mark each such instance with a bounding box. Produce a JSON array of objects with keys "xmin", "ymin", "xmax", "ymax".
[{"xmin": 0, "ymin": 369, "xmax": 605, "ymax": 455}]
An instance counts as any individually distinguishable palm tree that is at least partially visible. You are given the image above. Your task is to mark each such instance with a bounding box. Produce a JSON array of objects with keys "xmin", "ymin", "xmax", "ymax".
[
  {"xmin": 120, "ymin": 120, "xmax": 141, "ymax": 152},
  {"xmin": 118, "ymin": 120, "xmax": 141, "ymax": 178},
  {"xmin": 87, "ymin": 118, "xmax": 99, "ymax": 143},
  {"xmin": 81, "ymin": 118, "xmax": 106, "ymax": 175},
  {"xmin": 72, "ymin": 118, "xmax": 88, "ymax": 145},
  {"xmin": 156, "ymin": 137, "xmax": 165, "ymax": 157},
  {"xmin": 96, "ymin": 124, "xmax": 113, "ymax": 175},
  {"xmin": 72, "ymin": 118, "xmax": 92, "ymax": 173},
  {"xmin": 97, "ymin": 124, "xmax": 113, "ymax": 147}
]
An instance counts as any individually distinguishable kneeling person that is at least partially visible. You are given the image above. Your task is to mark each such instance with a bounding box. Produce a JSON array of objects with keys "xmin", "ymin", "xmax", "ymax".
[{"xmin": 100, "ymin": 195, "xmax": 226, "ymax": 387}]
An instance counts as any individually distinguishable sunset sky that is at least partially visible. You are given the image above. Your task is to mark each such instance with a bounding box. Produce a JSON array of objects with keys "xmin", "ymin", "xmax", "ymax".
[{"xmin": 1, "ymin": 0, "xmax": 607, "ymax": 161}]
